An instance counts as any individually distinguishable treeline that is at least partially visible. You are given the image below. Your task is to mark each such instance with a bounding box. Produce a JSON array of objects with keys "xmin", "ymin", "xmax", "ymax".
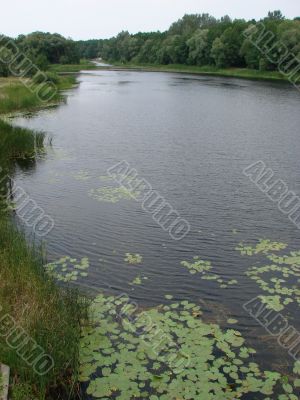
[
  {"xmin": 0, "ymin": 32, "xmax": 80, "ymax": 77},
  {"xmin": 84, "ymin": 10, "xmax": 300, "ymax": 71},
  {"xmin": 1, "ymin": 11, "xmax": 299, "ymax": 78}
]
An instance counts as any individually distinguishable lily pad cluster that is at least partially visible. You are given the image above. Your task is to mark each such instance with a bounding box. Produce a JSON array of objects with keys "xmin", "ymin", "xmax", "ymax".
[
  {"xmin": 181, "ymin": 257, "xmax": 212, "ymax": 275},
  {"xmin": 245, "ymin": 251, "xmax": 300, "ymax": 312},
  {"xmin": 236, "ymin": 239, "xmax": 287, "ymax": 256},
  {"xmin": 124, "ymin": 253, "xmax": 143, "ymax": 265},
  {"xmin": 80, "ymin": 294, "xmax": 299, "ymax": 399},
  {"xmin": 130, "ymin": 276, "xmax": 148, "ymax": 285},
  {"xmin": 181, "ymin": 257, "xmax": 238, "ymax": 288},
  {"xmin": 45, "ymin": 256, "xmax": 89, "ymax": 282}
]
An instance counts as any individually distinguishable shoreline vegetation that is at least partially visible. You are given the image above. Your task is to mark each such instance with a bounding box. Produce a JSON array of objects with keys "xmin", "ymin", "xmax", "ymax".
[
  {"xmin": 0, "ymin": 75, "xmax": 77, "ymax": 116},
  {"xmin": 0, "ymin": 74, "xmax": 88, "ymax": 400},
  {"xmin": 97, "ymin": 62, "xmax": 289, "ymax": 83}
]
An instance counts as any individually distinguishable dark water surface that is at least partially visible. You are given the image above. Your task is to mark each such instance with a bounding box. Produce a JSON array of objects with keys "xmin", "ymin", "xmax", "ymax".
[{"xmin": 12, "ymin": 70, "xmax": 300, "ymax": 375}]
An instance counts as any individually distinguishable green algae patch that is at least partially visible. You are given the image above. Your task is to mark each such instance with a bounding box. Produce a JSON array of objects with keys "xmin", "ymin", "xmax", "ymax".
[{"xmin": 88, "ymin": 187, "xmax": 136, "ymax": 203}]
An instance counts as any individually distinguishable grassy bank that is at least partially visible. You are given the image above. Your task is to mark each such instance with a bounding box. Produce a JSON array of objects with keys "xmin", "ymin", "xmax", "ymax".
[
  {"xmin": 0, "ymin": 120, "xmax": 45, "ymax": 162},
  {"xmin": 0, "ymin": 220, "xmax": 88, "ymax": 400},
  {"xmin": 104, "ymin": 62, "xmax": 288, "ymax": 83},
  {"xmin": 0, "ymin": 74, "xmax": 76, "ymax": 115},
  {"xmin": 48, "ymin": 60, "xmax": 98, "ymax": 74},
  {"xmin": 0, "ymin": 78, "xmax": 88, "ymax": 399}
]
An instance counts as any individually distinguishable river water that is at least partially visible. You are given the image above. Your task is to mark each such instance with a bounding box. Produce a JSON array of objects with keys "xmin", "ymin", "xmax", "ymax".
[{"xmin": 12, "ymin": 70, "xmax": 300, "ymax": 384}]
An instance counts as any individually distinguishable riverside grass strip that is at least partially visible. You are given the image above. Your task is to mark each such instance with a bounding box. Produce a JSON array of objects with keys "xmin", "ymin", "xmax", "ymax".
[{"xmin": 0, "ymin": 77, "xmax": 88, "ymax": 399}]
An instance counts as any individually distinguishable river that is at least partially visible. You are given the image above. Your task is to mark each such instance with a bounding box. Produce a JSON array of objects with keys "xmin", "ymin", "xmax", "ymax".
[{"xmin": 12, "ymin": 69, "xmax": 300, "ymax": 395}]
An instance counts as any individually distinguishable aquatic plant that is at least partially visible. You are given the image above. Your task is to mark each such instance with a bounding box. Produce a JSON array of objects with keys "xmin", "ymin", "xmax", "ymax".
[
  {"xmin": 181, "ymin": 257, "xmax": 212, "ymax": 274},
  {"xmin": 181, "ymin": 257, "xmax": 238, "ymax": 288},
  {"xmin": 237, "ymin": 239, "xmax": 300, "ymax": 312},
  {"xmin": 246, "ymin": 253, "xmax": 300, "ymax": 311},
  {"xmin": 80, "ymin": 294, "xmax": 299, "ymax": 399},
  {"xmin": 130, "ymin": 276, "xmax": 148, "ymax": 285},
  {"xmin": 124, "ymin": 253, "xmax": 143, "ymax": 265},
  {"xmin": 88, "ymin": 187, "xmax": 136, "ymax": 203},
  {"xmin": 45, "ymin": 256, "xmax": 89, "ymax": 282},
  {"xmin": 236, "ymin": 239, "xmax": 287, "ymax": 256},
  {"xmin": 0, "ymin": 120, "xmax": 45, "ymax": 162}
]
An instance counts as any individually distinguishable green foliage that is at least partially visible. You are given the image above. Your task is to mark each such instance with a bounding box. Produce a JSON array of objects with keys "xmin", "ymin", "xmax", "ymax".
[
  {"xmin": 16, "ymin": 32, "xmax": 80, "ymax": 65},
  {"xmin": 236, "ymin": 239, "xmax": 287, "ymax": 256},
  {"xmin": 239, "ymin": 240, "xmax": 300, "ymax": 312},
  {"xmin": 0, "ymin": 75, "xmax": 75, "ymax": 115},
  {"xmin": 0, "ymin": 119, "xmax": 45, "ymax": 164},
  {"xmin": 33, "ymin": 71, "xmax": 59, "ymax": 85},
  {"xmin": 181, "ymin": 256, "xmax": 238, "ymax": 288},
  {"xmin": 81, "ymin": 9, "xmax": 297, "ymax": 75},
  {"xmin": 0, "ymin": 46, "xmax": 14, "ymax": 77},
  {"xmin": 0, "ymin": 81, "xmax": 59, "ymax": 114},
  {"xmin": 124, "ymin": 253, "xmax": 143, "ymax": 265},
  {"xmin": 1, "ymin": 10, "xmax": 298, "ymax": 77},
  {"xmin": 80, "ymin": 294, "xmax": 299, "ymax": 399},
  {"xmin": 186, "ymin": 29, "xmax": 210, "ymax": 65},
  {"xmin": 0, "ymin": 219, "xmax": 88, "ymax": 399},
  {"xmin": 45, "ymin": 256, "xmax": 90, "ymax": 282}
]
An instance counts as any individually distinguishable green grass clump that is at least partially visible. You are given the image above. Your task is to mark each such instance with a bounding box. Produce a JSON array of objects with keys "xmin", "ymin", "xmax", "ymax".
[
  {"xmin": 0, "ymin": 219, "xmax": 88, "ymax": 399},
  {"xmin": 57, "ymin": 75, "xmax": 77, "ymax": 90},
  {"xmin": 0, "ymin": 75, "xmax": 77, "ymax": 115},
  {"xmin": 0, "ymin": 119, "xmax": 45, "ymax": 162}
]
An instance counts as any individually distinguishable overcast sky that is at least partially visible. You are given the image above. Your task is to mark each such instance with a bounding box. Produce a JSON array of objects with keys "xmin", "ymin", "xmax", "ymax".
[{"xmin": 2, "ymin": 0, "xmax": 299, "ymax": 40}]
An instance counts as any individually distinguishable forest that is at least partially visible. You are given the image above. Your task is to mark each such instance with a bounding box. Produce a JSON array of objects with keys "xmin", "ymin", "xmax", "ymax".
[{"xmin": 1, "ymin": 10, "xmax": 300, "ymax": 78}]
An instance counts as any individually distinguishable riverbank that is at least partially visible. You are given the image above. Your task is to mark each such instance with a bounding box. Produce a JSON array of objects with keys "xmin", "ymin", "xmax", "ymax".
[
  {"xmin": 48, "ymin": 60, "xmax": 98, "ymax": 74},
  {"xmin": 0, "ymin": 76, "xmax": 88, "ymax": 400},
  {"xmin": 0, "ymin": 74, "xmax": 76, "ymax": 115},
  {"xmin": 99, "ymin": 62, "xmax": 288, "ymax": 83}
]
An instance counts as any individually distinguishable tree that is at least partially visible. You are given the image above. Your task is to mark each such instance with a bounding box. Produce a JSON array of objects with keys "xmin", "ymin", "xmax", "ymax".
[
  {"xmin": 240, "ymin": 25, "xmax": 261, "ymax": 69},
  {"xmin": 211, "ymin": 37, "xmax": 226, "ymax": 68},
  {"xmin": 186, "ymin": 29, "xmax": 210, "ymax": 65},
  {"xmin": 169, "ymin": 14, "xmax": 216, "ymax": 37},
  {"xmin": 267, "ymin": 10, "xmax": 285, "ymax": 21},
  {"xmin": 17, "ymin": 32, "xmax": 80, "ymax": 65},
  {"xmin": 278, "ymin": 20, "xmax": 300, "ymax": 58},
  {"xmin": 0, "ymin": 47, "xmax": 14, "ymax": 77},
  {"xmin": 211, "ymin": 22, "xmax": 247, "ymax": 67},
  {"xmin": 157, "ymin": 35, "xmax": 188, "ymax": 64}
]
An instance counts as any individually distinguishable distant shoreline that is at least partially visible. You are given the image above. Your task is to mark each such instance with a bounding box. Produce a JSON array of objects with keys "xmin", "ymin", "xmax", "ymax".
[{"xmin": 96, "ymin": 62, "xmax": 289, "ymax": 84}]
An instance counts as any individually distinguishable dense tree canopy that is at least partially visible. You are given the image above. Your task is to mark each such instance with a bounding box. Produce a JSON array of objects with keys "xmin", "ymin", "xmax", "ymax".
[
  {"xmin": 0, "ymin": 32, "xmax": 80, "ymax": 77},
  {"xmin": 16, "ymin": 32, "xmax": 80, "ymax": 67},
  {"xmin": 0, "ymin": 10, "xmax": 299, "ymax": 78},
  {"xmin": 80, "ymin": 10, "xmax": 299, "ymax": 73}
]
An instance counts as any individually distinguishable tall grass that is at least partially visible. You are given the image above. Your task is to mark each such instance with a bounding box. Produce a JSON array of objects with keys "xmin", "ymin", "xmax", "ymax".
[
  {"xmin": 48, "ymin": 60, "xmax": 97, "ymax": 73},
  {"xmin": 0, "ymin": 120, "xmax": 45, "ymax": 162},
  {"xmin": 0, "ymin": 219, "xmax": 88, "ymax": 399},
  {"xmin": 0, "ymin": 74, "xmax": 76, "ymax": 115},
  {"xmin": 0, "ymin": 93, "xmax": 88, "ymax": 399}
]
